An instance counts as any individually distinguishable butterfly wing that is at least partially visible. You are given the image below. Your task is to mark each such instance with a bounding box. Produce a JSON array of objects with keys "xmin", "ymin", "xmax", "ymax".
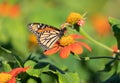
[
  {"xmin": 37, "ymin": 30, "xmax": 60, "ymax": 50},
  {"xmin": 28, "ymin": 23, "xmax": 60, "ymax": 35},
  {"xmin": 28, "ymin": 23, "xmax": 65, "ymax": 50}
]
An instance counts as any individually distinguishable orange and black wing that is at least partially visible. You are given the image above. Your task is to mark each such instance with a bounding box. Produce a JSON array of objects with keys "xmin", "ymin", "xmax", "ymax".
[
  {"xmin": 28, "ymin": 23, "xmax": 66, "ymax": 50},
  {"xmin": 28, "ymin": 23, "xmax": 61, "ymax": 35}
]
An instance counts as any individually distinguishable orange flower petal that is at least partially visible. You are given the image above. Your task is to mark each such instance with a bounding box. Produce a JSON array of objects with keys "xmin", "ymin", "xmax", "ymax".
[
  {"xmin": 60, "ymin": 46, "xmax": 71, "ymax": 58},
  {"xmin": 70, "ymin": 43, "xmax": 83, "ymax": 54},
  {"xmin": 44, "ymin": 44, "xmax": 61, "ymax": 55},
  {"xmin": 77, "ymin": 42, "xmax": 92, "ymax": 52},
  {"xmin": 7, "ymin": 77, "xmax": 16, "ymax": 83},
  {"xmin": 9, "ymin": 67, "xmax": 28, "ymax": 77},
  {"xmin": 70, "ymin": 34, "xmax": 85, "ymax": 39},
  {"xmin": 0, "ymin": 67, "xmax": 29, "ymax": 83}
]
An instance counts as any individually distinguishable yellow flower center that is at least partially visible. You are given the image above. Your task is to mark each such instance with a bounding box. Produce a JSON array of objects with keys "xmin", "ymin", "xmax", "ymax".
[
  {"xmin": 0, "ymin": 73, "xmax": 12, "ymax": 83},
  {"xmin": 66, "ymin": 12, "xmax": 82, "ymax": 24},
  {"xmin": 59, "ymin": 36, "xmax": 75, "ymax": 46}
]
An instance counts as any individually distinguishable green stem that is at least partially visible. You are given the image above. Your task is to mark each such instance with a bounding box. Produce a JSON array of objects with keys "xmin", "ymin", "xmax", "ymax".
[
  {"xmin": 80, "ymin": 28, "xmax": 113, "ymax": 52},
  {"xmin": 80, "ymin": 56, "xmax": 120, "ymax": 61}
]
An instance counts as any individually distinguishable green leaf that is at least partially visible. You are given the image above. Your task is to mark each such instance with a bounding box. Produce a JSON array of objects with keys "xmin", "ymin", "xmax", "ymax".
[
  {"xmin": 27, "ymin": 78, "xmax": 37, "ymax": 83},
  {"xmin": 24, "ymin": 60, "xmax": 41, "ymax": 77},
  {"xmin": 58, "ymin": 72, "xmax": 80, "ymax": 83},
  {"xmin": 24, "ymin": 60, "xmax": 50, "ymax": 78},
  {"xmin": 2, "ymin": 61, "xmax": 12, "ymax": 72},
  {"xmin": 99, "ymin": 59, "xmax": 115, "ymax": 72},
  {"xmin": 103, "ymin": 73, "xmax": 120, "ymax": 83},
  {"xmin": 109, "ymin": 17, "xmax": 120, "ymax": 49},
  {"xmin": 109, "ymin": 17, "xmax": 120, "ymax": 26},
  {"xmin": 12, "ymin": 53, "xmax": 24, "ymax": 67}
]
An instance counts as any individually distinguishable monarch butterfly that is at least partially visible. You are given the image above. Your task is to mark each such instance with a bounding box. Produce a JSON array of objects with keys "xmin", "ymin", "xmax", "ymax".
[{"xmin": 28, "ymin": 23, "xmax": 66, "ymax": 51}]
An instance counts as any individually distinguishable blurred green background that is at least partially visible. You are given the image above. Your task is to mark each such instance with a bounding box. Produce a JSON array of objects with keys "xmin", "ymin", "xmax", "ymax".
[{"xmin": 0, "ymin": 0, "xmax": 120, "ymax": 82}]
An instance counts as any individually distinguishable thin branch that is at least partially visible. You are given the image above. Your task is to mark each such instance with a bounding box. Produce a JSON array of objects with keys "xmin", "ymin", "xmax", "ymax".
[{"xmin": 80, "ymin": 56, "xmax": 120, "ymax": 61}]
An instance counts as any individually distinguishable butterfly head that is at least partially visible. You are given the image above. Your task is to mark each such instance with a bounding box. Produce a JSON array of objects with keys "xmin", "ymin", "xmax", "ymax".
[
  {"xmin": 61, "ymin": 27, "xmax": 67, "ymax": 32},
  {"xmin": 60, "ymin": 27, "xmax": 67, "ymax": 35}
]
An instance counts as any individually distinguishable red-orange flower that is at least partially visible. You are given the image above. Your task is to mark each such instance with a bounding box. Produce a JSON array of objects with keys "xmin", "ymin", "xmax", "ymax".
[
  {"xmin": 9, "ymin": 4, "xmax": 20, "ymax": 18},
  {"xmin": 0, "ymin": 67, "xmax": 29, "ymax": 83},
  {"xmin": 44, "ymin": 34, "xmax": 91, "ymax": 58},
  {"xmin": 0, "ymin": 2, "xmax": 20, "ymax": 18}
]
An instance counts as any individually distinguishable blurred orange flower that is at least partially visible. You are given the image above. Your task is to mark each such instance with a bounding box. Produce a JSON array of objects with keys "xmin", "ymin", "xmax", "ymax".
[
  {"xmin": 9, "ymin": 4, "xmax": 20, "ymax": 18},
  {"xmin": 66, "ymin": 12, "xmax": 85, "ymax": 26},
  {"xmin": 44, "ymin": 34, "xmax": 91, "ymax": 58},
  {"xmin": 0, "ymin": 2, "xmax": 20, "ymax": 18},
  {"xmin": 0, "ymin": 2, "xmax": 10, "ymax": 17},
  {"xmin": 29, "ymin": 34, "xmax": 38, "ymax": 45},
  {"xmin": 0, "ymin": 67, "xmax": 29, "ymax": 83},
  {"xmin": 91, "ymin": 14, "xmax": 111, "ymax": 36},
  {"xmin": 28, "ymin": 34, "xmax": 38, "ymax": 50}
]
